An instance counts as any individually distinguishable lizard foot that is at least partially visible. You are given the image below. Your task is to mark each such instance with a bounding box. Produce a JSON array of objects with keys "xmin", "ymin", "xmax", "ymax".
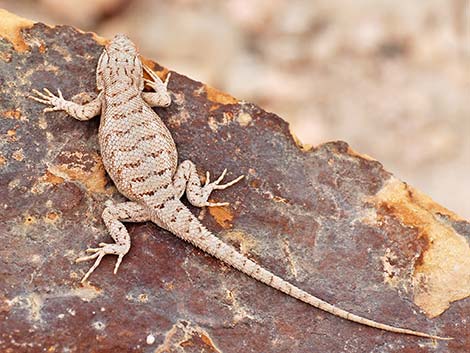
[
  {"xmin": 201, "ymin": 169, "xmax": 244, "ymax": 207},
  {"xmin": 30, "ymin": 88, "xmax": 68, "ymax": 112},
  {"xmin": 142, "ymin": 65, "xmax": 172, "ymax": 107},
  {"xmin": 76, "ymin": 243, "xmax": 129, "ymax": 283},
  {"xmin": 143, "ymin": 64, "xmax": 171, "ymax": 89}
]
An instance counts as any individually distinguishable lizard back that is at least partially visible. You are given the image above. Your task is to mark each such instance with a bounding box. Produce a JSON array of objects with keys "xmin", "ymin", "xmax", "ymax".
[{"xmin": 96, "ymin": 37, "xmax": 177, "ymax": 202}]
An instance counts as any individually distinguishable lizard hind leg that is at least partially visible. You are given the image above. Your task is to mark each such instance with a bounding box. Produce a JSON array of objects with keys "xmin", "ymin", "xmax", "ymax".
[
  {"xmin": 76, "ymin": 201, "xmax": 150, "ymax": 283},
  {"xmin": 172, "ymin": 160, "xmax": 244, "ymax": 208}
]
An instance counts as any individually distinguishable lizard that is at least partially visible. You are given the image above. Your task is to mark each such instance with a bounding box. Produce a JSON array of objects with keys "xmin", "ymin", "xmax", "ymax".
[{"xmin": 30, "ymin": 34, "xmax": 451, "ymax": 341}]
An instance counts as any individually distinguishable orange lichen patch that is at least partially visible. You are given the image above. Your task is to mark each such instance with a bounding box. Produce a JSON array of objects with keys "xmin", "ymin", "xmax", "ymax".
[
  {"xmin": 163, "ymin": 281, "xmax": 174, "ymax": 291},
  {"xmin": 205, "ymin": 85, "xmax": 238, "ymax": 105},
  {"xmin": 2, "ymin": 109, "xmax": 23, "ymax": 120},
  {"xmin": 12, "ymin": 149, "xmax": 24, "ymax": 161},
  {"xmin": 46, "ymin": 151, "xmax": 109, "ymax": 194},
  {"xmin": 208, "ymin": 204, "xmax": 234, "ymax": 229},
  {"xmin": 138, "ymin": 294, "xmax": 148, "ymax": 303},
  {"xmin": 0, "ymin": 295, "xmax": 10, "ymax": 313},
  {"xmin": 44, "ymin": 170, "xmax": 64, "ymax": 185},
  {"xmin": 347, "ymin": 145, "xmax": 376, "ymax": 162},
  {"xmin": 51, "ymin": 160, "xmax": 107, "ymax": 194},
  {"xmin": 156, "ymin": 321, "xmax": 222, "ymax": 353},
  {"xmin": 199, "ymin": 333, "xmax": 219, "ymax": 352},
  {"xmin": 0, "ymin": 50, "xmax": 12, "ymax": 62},
  {"xmin": 180, "ymin": 340, "xmax": 194, "ymax": 348},
  {"xmin": 83, "ymin": 31, "xmax": 107, "ymax": 46},
  {"xmin": 7, "ymin": 129, "xmax": 17, "ymax": 142},
  {"xmin": 0, "ymin": 154, "xmax": 6, "ymax": 167},
  {"xmin": 24, "ymin": 215, "xmax": 37, "ymax": 225},
  {"xmin": 38, "ymin": 42, "xmax": 46, "ymax": 54},
  {"xmin": 31, "ymin": 170, "xmax": 65, "ymax": 194},
  {"xmin": 209, "ymin": 104, "xmax": 221, "ymax": 112},
  {"xmin": 223, "ymin": 111, "xmax": 234, "ymax": 120},
  {"xmin": 405, "ymin": 185, "xmax": 466, "ymax": 223},
  {"xmin": 223, "ymin": 230, "xmax": 258, "ymax": 255},
  {"xmin": 380, "ymin": 248, "xmax": 402, "ymax": 288},
  {"xmin": 44, "ymin": 212, "xmax": 60, "ymax": 224},
  {"xmin": 140, "ymin": 57, "xmax": 155, "ymax": 69},
  {"xmin": 140, "ymin": 58, "xmax": 169, "ymax": 81},
  {"xmin": 289, "ymin": 126, "xmax": 312, "ymax": 152},
  {"xmin": 0, "ymin": 9, "xmax": 35, "ymax": 52},
  {"xmin": 371, "ymin": 177, "xmax": 470, "ymax": 317},
  {"xmin": 207, "ymin": 112, "xmax": 234, "ymax": 132},
  {"xmin": 272, "ymin": 194, "xmax": 288, "ymax": 204}
]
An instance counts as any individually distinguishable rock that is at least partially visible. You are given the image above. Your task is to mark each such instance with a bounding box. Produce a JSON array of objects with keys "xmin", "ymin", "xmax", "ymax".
[{"xmin": 0, "ymin": 9, "xmax": 467, "ymax": 353}]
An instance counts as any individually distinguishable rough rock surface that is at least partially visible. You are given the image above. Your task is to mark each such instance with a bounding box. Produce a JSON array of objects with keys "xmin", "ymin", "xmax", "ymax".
[{"xmin": 1, "ymin": 10, "xmax": 469, "ymax": 353}]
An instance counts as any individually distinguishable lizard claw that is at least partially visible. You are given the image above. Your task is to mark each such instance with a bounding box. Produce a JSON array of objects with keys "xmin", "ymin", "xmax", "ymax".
[
  {"xmin": 214, "ymin": 169, "xmax": 228, "ymax": 185},
  {"xmin": 204, "ymin": 171, "xmax": 211, "ymax": 186},
  {"xmin": 163, "ymin": 72, "xmax": 171, "ymax": 88},
  {"xmin": 76, "ymin": 243, "xmax": 129, "ymax": 283}
]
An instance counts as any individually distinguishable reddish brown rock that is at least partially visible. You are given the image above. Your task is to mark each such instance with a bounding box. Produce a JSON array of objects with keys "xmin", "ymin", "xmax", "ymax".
[{"xmin": 0, "ymin": 9, "xmax": 468, "ymax": 353}]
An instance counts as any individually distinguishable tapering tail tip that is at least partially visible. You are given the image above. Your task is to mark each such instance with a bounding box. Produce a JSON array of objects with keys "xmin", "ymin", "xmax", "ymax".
[
  {"xmin": 429, "ymin": 335, "xmax": 453, "ymax": 341},
  {"xmin": 408, "ymin": 330, "xmax": 453, "ymax": 341},
  {"xmin": 367, "ymin": 324, "xmax": 452, "ymax": 341}
]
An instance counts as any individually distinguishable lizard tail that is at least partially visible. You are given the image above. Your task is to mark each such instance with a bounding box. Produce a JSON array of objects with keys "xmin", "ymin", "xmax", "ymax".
[{"xmin": 160, "ymin": 200, "xmax": 451, "ymax": 340}]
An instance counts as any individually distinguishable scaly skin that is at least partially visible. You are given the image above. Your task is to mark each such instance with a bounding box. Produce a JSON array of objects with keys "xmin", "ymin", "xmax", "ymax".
[{"xmin": 30, "ymin": 34, "xmax": 451, "ymax": 341}]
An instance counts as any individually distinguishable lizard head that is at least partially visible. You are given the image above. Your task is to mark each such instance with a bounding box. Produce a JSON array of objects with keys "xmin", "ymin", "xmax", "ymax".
[
  {"xmin": 106, "ymin": 34, "xmax": 138, "ymax": 56},
  {"xmin": 96, "ymin": 34, "xmax": 143, "ymax": 91}
]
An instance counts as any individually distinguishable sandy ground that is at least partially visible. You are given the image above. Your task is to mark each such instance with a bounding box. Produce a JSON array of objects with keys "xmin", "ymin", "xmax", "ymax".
[{"xmin": 2, "ymin": 0, "xmax": 470, "ymax": 217}]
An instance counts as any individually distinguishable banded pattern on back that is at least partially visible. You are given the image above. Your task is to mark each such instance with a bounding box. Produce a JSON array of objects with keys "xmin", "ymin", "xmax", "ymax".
[{"xmin": 99, "ymin": 79, "xmax": 177, "ymax": 201}]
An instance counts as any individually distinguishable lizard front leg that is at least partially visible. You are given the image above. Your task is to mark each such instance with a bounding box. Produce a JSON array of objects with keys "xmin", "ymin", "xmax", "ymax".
[
  {"xmin": 76, "ymin": 201, "xmax": 150, "ymax": 282},
  {"xmin": 173, "ymin": 160, "xmax": 244, "ymax": 207},
  {"xmin": 30, "ymin": 88, "xmax": 102, "ymax": 121},
  {"xmin": 141, "ymin": 64, "xmax": 171, "ymax": 107}
]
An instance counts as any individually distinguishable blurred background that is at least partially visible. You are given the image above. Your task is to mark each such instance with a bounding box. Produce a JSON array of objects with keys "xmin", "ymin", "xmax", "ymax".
[{"xmin": 2, "ymin": 0, "xmax": 469, "ymax": 217}]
